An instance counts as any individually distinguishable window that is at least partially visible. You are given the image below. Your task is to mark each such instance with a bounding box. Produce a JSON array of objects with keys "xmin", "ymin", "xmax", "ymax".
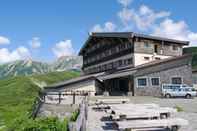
[
  {"xmin": 172, "ymin": 45, "xmax": 178, "ymax": 51},
  {"xmin": 137, "ymin": 78, "xmax": 147, "ymax": 87},
  {"xmin": 151, "ymin": 78, "xmax": 160, "ymax": 86},
  {"xmin": 105, "ymin": 50, "xmax": 109, "ymax": 56},
  {"xmin": 124, "ymin": 59, "xmax": 127, "ymax": 65},
  {"xmin": 144, "ymin": 57, "xmax": 150, "ymax": 60},
  {"xmin": 113, "ymin": 61, "xmax": 119, "ymax": 68},
  {"xmin": 154, "ymin": 45, "xmax": 158, "ymax": 53},
  {"xmin": 144, "ymin": 43, "xmax": 150, "ymax": 48},
  {"xmin": 111, "ymin": 47, "xmax": 116, "ymax": 54},
  {"xmin": 171, "ymin": 77, "xmax": 182, "ymax": 84},
  {"xmin": 128, "ymin": 58, "xmax": 133, "ymax": 65},
  {"xmin": 155, "ymin": 57, "xmax": 161, "ymax": 60},
  {"xmin": 119, "ymin": 60, "xmax": 123, "ymax": 66}
]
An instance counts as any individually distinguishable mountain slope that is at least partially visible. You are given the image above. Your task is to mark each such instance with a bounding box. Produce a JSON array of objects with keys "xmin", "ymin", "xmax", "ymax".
[
  {"xmin": 52, "ymin": 56, "xmax": 82, "ymax": 71},
  {"xmin": 0, "ymin": 71, "xmax": 80, "ymax": 130},
  {"xmin": 0, "ymin": 60, "xmax": 51, "ymax": 79},
  {"xmin": 0, "ymin": 56, "xmax": 82, "ymax": 79},
  {"xmin": 183, "ymin": 47, "xmax": 197, "ymax": 70}
]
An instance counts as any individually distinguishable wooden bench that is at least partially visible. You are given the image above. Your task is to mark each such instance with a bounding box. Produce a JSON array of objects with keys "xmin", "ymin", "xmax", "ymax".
[
  {"xmin": 109, "ymin": 104, "xmax": 177, "ymax": 120},
  {"xmin": 93, "ymin": 98, "xmax": 130, "ymax": 111},
  {"xmin": 109, "ymin": 103, "xmax": 159, "ymax": 110},
  {"xmin": 116, "ymin": 118, "xmax": 188, "ymax": 131},
  {"xmin": 96, "ymin": 98, "xmax": 130, "ymax": 105}
]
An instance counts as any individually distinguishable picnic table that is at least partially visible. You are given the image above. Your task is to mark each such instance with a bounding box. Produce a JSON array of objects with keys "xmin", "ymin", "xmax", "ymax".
[{"xmin": 92, "ymin": 100, "xmax": 188, "ymax": 130}]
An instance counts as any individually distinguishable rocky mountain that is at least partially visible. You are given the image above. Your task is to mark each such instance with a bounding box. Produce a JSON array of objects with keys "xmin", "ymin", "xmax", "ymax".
[
  {"xmin": 52, "ymin": 56, "xmax": 82, "ymax": 71},
  {"xmin": 0, "ymin": 56, "xmax": 82, "ymax": 79}
]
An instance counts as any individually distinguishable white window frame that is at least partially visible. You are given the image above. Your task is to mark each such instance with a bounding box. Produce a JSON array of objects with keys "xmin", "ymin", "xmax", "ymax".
[
  {"xmin": 171, "ymin": 76, "xmax": 183, "ymax": 84},
  {"xmin": 150, "ymin": 77, "xmax": 160, "ymax": 87},
  {"xmin": 137, "ymin": 77, "xmax": 148, "ymax": 88}
]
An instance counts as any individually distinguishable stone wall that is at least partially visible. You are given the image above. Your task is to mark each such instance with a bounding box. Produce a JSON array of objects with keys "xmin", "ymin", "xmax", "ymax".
[{"xmin": 134, "ymin": 65, "xmax": 193, "ymax": 96}]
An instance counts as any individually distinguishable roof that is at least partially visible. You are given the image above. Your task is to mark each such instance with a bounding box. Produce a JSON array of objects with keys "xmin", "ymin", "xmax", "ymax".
[
  {"xmin": 79, "ymin": 32, "xmax": 189, "ymax": 55},
  {"xmin": 44, "ymin": 72, "xmax": 104, "ymax": 89},
  {"xmin": 135, "ymin": 54, "xmax": 192, "ymax": 70}
]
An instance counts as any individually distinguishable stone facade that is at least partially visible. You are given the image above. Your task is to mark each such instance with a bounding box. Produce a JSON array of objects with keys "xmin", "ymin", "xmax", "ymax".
[
  {"xmin": 134, "ymin": 65, "xmax": 193, "ymax": 96},
  {"xmin": 134, "ymin": 40, "xmax": 183, "ymax": 56}
]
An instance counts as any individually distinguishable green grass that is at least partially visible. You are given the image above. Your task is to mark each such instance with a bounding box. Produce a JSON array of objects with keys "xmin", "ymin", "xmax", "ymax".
[
  {"xmin": 8, "ymin": 116, "xmax": 69, "ymax": 131},
  {"xmin": 0, "ymin": 71, "xmax": 80, "ymax": 130},
  {"xmin": 174, "ymin": 105, "xmax": 184, "ymax": 112}
]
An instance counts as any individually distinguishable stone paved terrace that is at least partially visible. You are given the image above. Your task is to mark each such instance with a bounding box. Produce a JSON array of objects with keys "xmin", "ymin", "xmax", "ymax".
[
  {"xmin": 37, "ymin": 96, "xmax": 85, "ymax": 120},
  {"xmin": 86, "ymin": 96, "xmax": 197, "ymax": 131}
]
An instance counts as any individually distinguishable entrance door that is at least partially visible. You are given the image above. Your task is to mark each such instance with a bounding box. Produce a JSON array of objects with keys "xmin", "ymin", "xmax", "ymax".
[{"xmin": 119, "ymin": 79, "xmax": 129, "ymax": 93}]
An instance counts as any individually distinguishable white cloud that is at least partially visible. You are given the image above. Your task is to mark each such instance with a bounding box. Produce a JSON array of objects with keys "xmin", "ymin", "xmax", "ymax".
[
  {"xmin": 118, "ymin": 8, "xmax": 134, "ymax": 26},
  {"xmin": 118, "ymin": 0, "xmax": 132, "ymax": 7},
  {"xmin": 90, "ymin": 0, "xmax": 197, "ymax": 46},
  {"xmin": 29, "ymin": 37, "xmax": 41, "ymax": 49},
  {"xmin": 91, "ymin": 22, "xmax": 116, "ymax": 32},
  {"xmin": 0, "ymin": 36, "xmax": 10, "ymax": 45},
  {"xmin": 118, "ymin": 5, "xmax": 170, "ymax": 31},
  {"xmin": 52, "ymin": 39, "xmax": 75, "ymax": 58},
  {"xmin": 0, "ymin": 46, "xmax": 31, "ymax": 64},
  {"xmin": 153, "ymin": 19, "xmax": 197, "ymax": 46}
]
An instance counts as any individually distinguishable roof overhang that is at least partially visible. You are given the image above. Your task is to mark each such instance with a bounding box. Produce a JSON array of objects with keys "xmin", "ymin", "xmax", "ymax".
[{"xmin": 98, "ymin": 70, "xmax": 136, "ymax": 81}]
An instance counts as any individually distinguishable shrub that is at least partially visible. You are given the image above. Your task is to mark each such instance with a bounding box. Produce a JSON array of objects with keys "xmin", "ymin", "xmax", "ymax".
[
  {"xmin": 7, "ymin": 116, "xmax": 68, "ymax": 131},
  {"xmin": 70, "ymin": 109, "xmax": 80, "ymax": 122}
]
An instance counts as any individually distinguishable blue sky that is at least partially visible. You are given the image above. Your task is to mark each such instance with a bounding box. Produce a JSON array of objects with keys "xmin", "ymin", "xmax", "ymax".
[{"xmin": 0, "ymin": 0, "xmax": 196, "ymax": 63}]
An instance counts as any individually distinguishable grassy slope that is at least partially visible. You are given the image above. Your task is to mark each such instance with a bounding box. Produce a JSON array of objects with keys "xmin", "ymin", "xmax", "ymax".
[
  {"xmin": 183, "ymin": 47, "xmax": 197, "ymax": 70},
  {"xmin": 0, "ymin": 71, "xmax": 80, "ymax": 129}
]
